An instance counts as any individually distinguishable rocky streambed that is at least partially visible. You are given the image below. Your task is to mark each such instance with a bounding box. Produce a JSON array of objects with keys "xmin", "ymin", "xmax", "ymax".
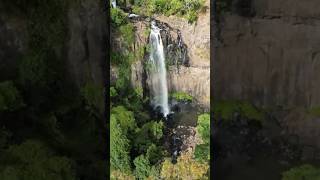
[{"xmin": 152, "ymin": 101, "xmax": 205, "ymax": 162}]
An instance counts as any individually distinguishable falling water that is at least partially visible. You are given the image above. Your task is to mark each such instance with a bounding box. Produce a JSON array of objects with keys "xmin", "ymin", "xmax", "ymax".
[
  {"xmin": 111, "ymin": 0, "xmax": 116, "ymax": 8},
  {"xmin": 149, "ymin": 21, "xmax": 170, "ymax": 117}
]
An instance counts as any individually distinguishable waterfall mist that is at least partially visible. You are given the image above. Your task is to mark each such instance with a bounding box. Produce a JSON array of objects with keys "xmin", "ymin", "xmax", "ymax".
[{"xmin": 148, "ymin": 21, "xmax": 170, "ymax": 117}]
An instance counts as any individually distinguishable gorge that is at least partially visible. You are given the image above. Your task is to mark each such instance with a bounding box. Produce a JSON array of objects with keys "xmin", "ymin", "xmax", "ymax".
[{"xmin": 110, "ymin": 0, "xmax": 210, "ymax": 179}]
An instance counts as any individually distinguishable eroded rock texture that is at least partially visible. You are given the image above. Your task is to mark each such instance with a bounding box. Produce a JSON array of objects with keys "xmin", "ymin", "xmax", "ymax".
[
  {"xmin": 214, "ymin": 0, "xmax": 320, "ymax": 148},
  {"xmin": 215, "ymin": 0, "xmax": 320, "ymax": 108}
]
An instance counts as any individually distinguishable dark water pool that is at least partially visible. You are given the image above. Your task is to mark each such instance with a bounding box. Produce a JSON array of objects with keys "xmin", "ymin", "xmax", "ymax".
[{"xmin": 171, "ymin": 102, "xmax": 204, "ymax": 127}]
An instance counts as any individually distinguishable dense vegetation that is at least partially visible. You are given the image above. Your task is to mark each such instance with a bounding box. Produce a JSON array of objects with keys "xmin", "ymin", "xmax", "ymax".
[
  {"xmin": 0, "ymin": 0, "xmax": 106, "ymax": 179},
  {"xmin": 194, "ymin": 113, "xmax": 210, "ymax": 162},
  {"xmin": 116, "ymin": 0, "xmax": 206, "ymax": 23},
  {"xmin": 282, "ymin": 164, "xmax": 320, "ymax": 180}
]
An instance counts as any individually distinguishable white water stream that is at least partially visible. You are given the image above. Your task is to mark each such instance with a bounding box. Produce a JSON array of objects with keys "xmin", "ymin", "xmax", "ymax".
[{"xmin": 149, "ymin": 21, "xmax": 170, "ymax": 117}]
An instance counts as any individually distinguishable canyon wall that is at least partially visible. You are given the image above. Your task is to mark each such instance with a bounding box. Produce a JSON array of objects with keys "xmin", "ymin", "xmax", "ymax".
[
  {"xmin": 0, "ymin": 0, "xmax": 106, "ymax": 91},
  {"xmin": 214, "ymin": 0, "xmax": 320, "ymax": 148},
  {"xmin": 214, "ymin": 0, "xmax": 320, "ymax": 109},
  {"xmin": 67, "ymin": 1, "xmax": 107, "ymax": 88}
]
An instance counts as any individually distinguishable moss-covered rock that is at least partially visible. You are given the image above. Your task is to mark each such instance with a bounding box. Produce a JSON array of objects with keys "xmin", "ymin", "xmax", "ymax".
[{"xmin": 213, "ymin": 100, "xmax": 264, "ymax": 122}]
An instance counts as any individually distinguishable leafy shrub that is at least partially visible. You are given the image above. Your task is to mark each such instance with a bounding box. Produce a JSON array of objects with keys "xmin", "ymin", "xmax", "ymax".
[
  {"xmin": 167, "ymin": 0, "xmax": 184, "ymax": 15},
  {"xmin": 111, "ymin": 106, "xmax": 137, "ymax": 135},
  {"xmin": 197, "ymin": 113, "xmax": 210, "ymax": 144},
  {"xmin": 171, "ymin": 91, "xmax": 193, "ymax": 102},
  {"xmin": 111, "ymin": 52, "xmax": 130, "ymax": 66},
  {"xmin": 110, "ymin": 87, "xmax": 118, "ymax": 97},
  {"xmin": 134, "ymin": 155, "xmax": 152, "ymax": 179},
  {"xmin": 119, "ymin": 24, "xmax": 135, "ymax": 47},
  {"xmin": 132, "ymin": 0, "xmax": 155, "ymax": 17},
  {"xmin": 134, "ymin": 87, "xmax": 143, "ymax": 99},
  {"xmin": 0, "ymin": 140, "xmax": 76, "ymax": 180},
  {"xmin": 116, "ymin": 64, "xmax": 131, "ymax": 91},
  {"xmin": 213, "ymin": 100, "xmax": 264, "ymax": 121},
  {"xmin": 0, "ymin": 128, "xmax": 12, "ymax": 149},
  {"xmin": 194, "ymin": 143, "xmax": 210, "ymax": 162},
  {"xmin": 111, "ymin": 170, "xmax": 135, "ymax": 180},
  {"xmin": 195, "ymin": 113, "xmax": 210, "ymax": 162},
  {"xmin": 81, "ymin": 82, "xmax": 104, "ymax": 112},
  {"xmin": 131, "ymin": 0, "xmax": 205, "ymax": 23},
  {"xmin": 110, "ymin": 115, "xmax": 132, "ymax": 173},
  {"xmin": 160, "ymin": 151, "xmax": 209, "ymax": 179},
  {"xmin": 133, "ymin": 121, "xmax": 163, "ymax": 153},
  {"xmin": 111, "ymin": 8, "xmax": 128, "ymax": 27},
  {"xmin": 0, "ymin": 81, "xmax": 24, "ymax": 111},
  {"xmin": 282, "ymin": 164, "xmax": 320, "ymax": 180},
  {"xmin": 150, "ymin": 121, "xmax": 164, "ymax": 140},
  {"xmin": 186, "ymin": 10, "xmax": 198, "ymax": 23},
  {"xmin": 146, "ymin": 144, "xmax": 163, "ymax": 164}
]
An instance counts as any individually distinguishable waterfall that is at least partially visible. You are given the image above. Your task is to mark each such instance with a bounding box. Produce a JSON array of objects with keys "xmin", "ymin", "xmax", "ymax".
[
  {"xmin": 149, "ymin": 21, "xmax": 170, "ymax": 117},
  {"xmin": 111, "ymin": 0, "xmax": 116, "ymax": 8}
]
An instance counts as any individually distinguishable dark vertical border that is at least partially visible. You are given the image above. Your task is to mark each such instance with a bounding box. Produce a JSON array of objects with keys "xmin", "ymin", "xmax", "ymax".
[
  {"xmin": 210, "ymin": 0, "xmax": 217, "ymax": 179},
  {"xmin": 102, "ymin": 0, "xmax": 110, "ymax": 178}
]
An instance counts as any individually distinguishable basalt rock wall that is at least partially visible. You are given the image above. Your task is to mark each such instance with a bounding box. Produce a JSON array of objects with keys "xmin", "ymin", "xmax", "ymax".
[
  {"xmin": 214, "ymin": 0, "xmax": 320, "ymax": 109},
  {"xmin": 214, "ymin": 0, "xmax": 320, "ymax": 148}
]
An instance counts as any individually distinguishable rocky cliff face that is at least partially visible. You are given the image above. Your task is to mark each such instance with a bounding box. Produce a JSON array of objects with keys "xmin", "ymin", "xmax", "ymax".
[
  {"xmin": 215, "ymin": 0, "xmax": 320, "ymax": 108},
  {"xmin": 0, "ymin": 0, "xmax": 106, "ymax": 90},
  {"xmin": 129, "ymin": 0, "xmax": 210, "ymax": 108},
  {"xmin": 0, "ymin": 12, "xmax": 27, "ymax": 81},
  {"xmin": 214, "ymin": 0, "xmax": 320, "ymax": 148},
  {"xmin": 67, "ymin": 1, "xmax": 107, "ymax": 88}
]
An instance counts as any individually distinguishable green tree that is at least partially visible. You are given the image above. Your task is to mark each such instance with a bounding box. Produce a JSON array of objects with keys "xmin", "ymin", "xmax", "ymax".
[
  {"xmin": 195, "ymin": 113, "xmax": 210, "ymax": 163},
  {"xmin": 146, "ymin": 144, "xmax": 163, "ymax": 164},
  {"xmin": 110, "ymin": 87, "xmax": 118, "ymax": 98},
  {"xmin": 282, "ymin": 164, "xmax": 320, "ymax": 180},
  {"xmin": 134, "ymin": 154, "xmax": 152, "ymax": 179},
  {"xmin": 149, "ymin": 121, "xmax": 164, "ymax": 140},
  {"xmin": 133, "ymin": 121, "xmax": 163, "ymax": 153},
  {"xmin": 197, "ymin": 113, "xmax": 210, "ymax": 144},
  {"xmin": 111, "ymin": 106, "xmax": 137, "ymax": 135},
  {"xmin": 161, "ymin": 151, "xmax": 209, "ymax": 179},
  {"xmin": 111, "ymin": 8, "xmax": 128, "ymax": 27},
  {"xmin": 110, "ymin": 115, "xmax": 131, "ymax": 173},
  {"xmin": 0, "ymin": 81, "xmax": 24, "ymax": 111},
  {"xmin": 0, "ymin": 140, "xmax": 76, "ymax": 180},
  {"xmin": 81, "ymin": 81, "xmax": 104, "ymax": 112},
  {"xmin": 194, "ymin": 144, "xmax": 210, "ymax": 162},
  {"xmin": 0, "ymin": 128, "xmax": 12, "ymax": 149}
]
